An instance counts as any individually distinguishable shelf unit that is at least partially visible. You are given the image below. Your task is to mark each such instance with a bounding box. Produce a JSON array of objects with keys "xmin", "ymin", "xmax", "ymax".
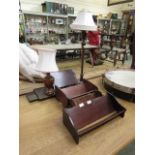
[
  {"xmin": 98, "ymin": 18, "xmax": 128, "ymax": 36},
  {"xmin": 22, "ymin": 11, "xmax": 105, "ymax": 45},
  {"xmin": 22, "ymin": 11, "xmax": 69, "ymax": 44},
  {"xmin": 120, "ymin": 19, "xmax": 128, "ymax": 35},
  {"xmin": 122, "ymin": 10, "xmax": 135, "ymax": 36},
  {"xmin": 97, "ymin": 18, "xmax": 111, "ymax": 34},
  {"xmin": 67, "ymin": 15, "xmax": 82, "ymax": 43},
  {"xmin": 98, "ymin": 18, "xmax": 128, "ymax": 50},
  {"xmin": 67, "ymin": 15, "xmax": 76, "ymax": 34},
  {"xmin": 20, "ymin": 11, "xmax": 87, "ymax": 61},
  {"xmin": 110, "ymin": 19, "xmax": 122, "ymax": 35},
  {"xmin": 22, "ymin": 12, "xmax": 129, "ymax": 45},
  {"xmin": 47, "ymin": 15, "xmax": 68, "ymax": 44}
]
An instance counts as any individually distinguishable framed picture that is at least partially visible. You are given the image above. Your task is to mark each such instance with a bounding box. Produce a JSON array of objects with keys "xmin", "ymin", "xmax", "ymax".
[{"xmin": 108, "ymin": 0, "xmax": 133, "ymax": 6}]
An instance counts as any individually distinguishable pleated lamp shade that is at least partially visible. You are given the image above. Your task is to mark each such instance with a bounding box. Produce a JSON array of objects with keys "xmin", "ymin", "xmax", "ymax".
[
  {"xmin": 36, "ymin": 50, "xmax": 58, "ymax": 73},
  {"xmin": 70, "ymin": 10, "xmax": 97, "ymax": 31}
]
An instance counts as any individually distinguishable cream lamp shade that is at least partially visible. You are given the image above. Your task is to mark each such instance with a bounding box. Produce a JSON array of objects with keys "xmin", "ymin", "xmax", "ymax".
[
  {"xmin": 70, "ymin": 9, "xmax": 97, "ymax": 31},
  {"xmin": 36, "ymin": 50, "xmax": 58, "ymax": 73}
]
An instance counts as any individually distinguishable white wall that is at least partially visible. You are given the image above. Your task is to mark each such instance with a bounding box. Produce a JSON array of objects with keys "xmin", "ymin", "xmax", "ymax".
[{"xmin": 20, "ymin": 0, "xmax": 135, "ymax": 17}]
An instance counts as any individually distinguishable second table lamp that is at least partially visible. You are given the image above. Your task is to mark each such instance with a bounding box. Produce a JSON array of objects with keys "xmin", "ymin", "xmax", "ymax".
[{"xmin": 36, "ymin": 49, "xmax": 58, "ymax": 96}]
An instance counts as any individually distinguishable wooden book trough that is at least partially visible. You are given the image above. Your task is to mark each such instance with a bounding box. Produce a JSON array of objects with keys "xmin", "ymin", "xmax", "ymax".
[
  {"xmin": 52, "ymin": 69, "xmax": 79, "ymax": 88},
  {"xmin": 63, "ymin": 93, "xmax": 126, "ymax": 144},
  {"xmin": 56, "ymin": 79, "xmax": 98, "ymax": 107},
  {"xmin": 53, "ymin": 70, "xmax": 126, "ymax": 144}
]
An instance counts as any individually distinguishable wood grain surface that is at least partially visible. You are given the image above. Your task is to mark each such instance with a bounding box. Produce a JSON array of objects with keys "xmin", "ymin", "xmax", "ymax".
[{"xmin": 20, "ymin": 77, "xmax": 135, "ymax": 155}]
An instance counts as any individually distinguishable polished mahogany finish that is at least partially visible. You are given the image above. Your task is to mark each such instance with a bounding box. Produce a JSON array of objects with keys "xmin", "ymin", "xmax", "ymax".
[
  {"xmin": 26, "ymin": 69, "xmax": 78, "ymax": 102},
  {"xmin": 55, "ymin": 79, "xmax": 98, "ymax": 107},
  {"xmin": 70, "ymin": 90, "xmax": 102, "ymax": 106},
  {"xmin": 51, "ymin": 69, "xmax": 79, "ymax": 88},
  {"xmin": 63, "ymin": 93, "xmax": 126, "ymax": 144},
  {"xmin": 44, "ymin": 73, "xmax": 55, "ymax": 96}
]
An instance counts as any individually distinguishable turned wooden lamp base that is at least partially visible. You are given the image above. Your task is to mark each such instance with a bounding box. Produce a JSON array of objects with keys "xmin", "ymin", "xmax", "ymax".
[
  {"xmin": 45, "ymin": 88, "xmax": 55, "ymax": 96},
  {"xmin": 26, "ymin": 73, "xmax": 55, "ymax": 102},
  {"xmin": 44, "ymin": 73, "xmax": 55, "ymax": 96}
]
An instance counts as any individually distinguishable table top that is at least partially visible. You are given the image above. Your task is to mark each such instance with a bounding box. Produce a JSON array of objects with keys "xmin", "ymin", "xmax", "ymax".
[
  {"xmin": 105, "ymin": 69, "xmax": 135, "ymax": 89},
  {"xmin": 20, "ymin": 77, "xmax": 135, "ymax": 155},
  {"xmin": 31, "ymin": 43, "xmax": 98, "ymax": 52}
]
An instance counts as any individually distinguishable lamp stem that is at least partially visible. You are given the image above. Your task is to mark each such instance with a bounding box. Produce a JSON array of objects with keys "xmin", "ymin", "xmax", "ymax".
[{"xmin": 80, "ymin": 30, "xmax": 86, "ymax": 81}]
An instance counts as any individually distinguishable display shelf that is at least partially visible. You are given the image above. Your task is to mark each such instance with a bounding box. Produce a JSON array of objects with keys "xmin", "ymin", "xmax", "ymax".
[
  {"xmin": 98, "ymin": 18, "xmax": 128, "ymax": 36},
  {"xmin": 97, "ymin": 18, "xmax": 111, "ymax": 34},
  {"xmin": 122, "ymin": 10, "xmax": 135, "ymax": 36},
  {"xmin": 110, "ymin": 19, "xmax": 121, "ymax": 35},
  {"xmin": 21, "ymin": 11, "xmax": 85, "ymax": 45},
  {"xmin": 120, "ymin": 19, "xmax": 128, "ymax": 35},
  {"xmin": 67, "ymin": 15, "xmax": 81, "ymax": 43},
  {"xmin": 24, "ymin": 13, "xmax": 48, "ymax": 44},
  {"xmin": 47, "ymin": 15, "xmax": 67, "ymax": 44},
  {"xmin": 23, "ymin": 10, "xmax": 68, "ymax": 18},
  {"xmin": 22, "ymin": 11, "xmax": 69, "ymax": 44},
  {"xmin": 67, "ymin": 15, "xmax": 76, "ymax": 33}
]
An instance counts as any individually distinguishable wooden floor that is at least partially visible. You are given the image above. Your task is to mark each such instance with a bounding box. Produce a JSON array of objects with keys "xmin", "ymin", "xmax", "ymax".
[
  {"xmin": 57, "ymin": 56, "xmax": 132, "ymax": 79},
  {"xmin": 19, "ymin": 76, "xmax": 135, "ymax": 155}
]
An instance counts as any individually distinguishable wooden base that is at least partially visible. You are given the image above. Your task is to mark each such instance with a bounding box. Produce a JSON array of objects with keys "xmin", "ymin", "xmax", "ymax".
[
  {"xmin": 63, "ymin": 93, "xmax": 126, "ymax": 144},
  {"xmin": 26, "ymin": 92, "xmax": 38, "ymax": 102},
  {"xmin": 26, "ymin": 70, "xmax": 79, "ymax": 102},
  {"xmin": 26, "ymin": 87, "xmax": 55, "ymax": 102}
]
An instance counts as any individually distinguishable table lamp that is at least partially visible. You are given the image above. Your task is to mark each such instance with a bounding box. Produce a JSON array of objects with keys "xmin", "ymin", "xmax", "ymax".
[
  {"xmin": 70, "ymin": 9, "xmax": 97, "ymax": 81},
  {"xmin": 36, "ymin": 50, "xmax": 57, "ymax": 96}
]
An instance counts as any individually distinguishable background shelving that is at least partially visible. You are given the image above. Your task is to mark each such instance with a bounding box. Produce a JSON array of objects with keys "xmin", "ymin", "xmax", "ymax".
[
  {"xmin": 24, "ymin": 14, "xmax": 48, "ymax": 44},
  {"xmin": 22, "ymin": 11, "xmax": 69, "ymax": 44},
  {"xmin": 21, "ymin": 11, "xmax": 83, "ymax": 45}
]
